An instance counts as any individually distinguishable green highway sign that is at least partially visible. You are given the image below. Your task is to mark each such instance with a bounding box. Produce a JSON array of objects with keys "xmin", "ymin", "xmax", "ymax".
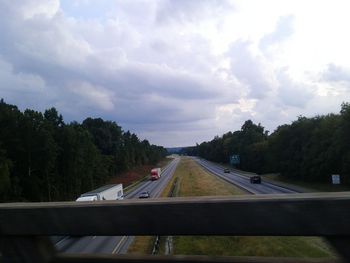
[{"xmin": 230, "ymin": 155, "xmax": 240, "ymax": 165}]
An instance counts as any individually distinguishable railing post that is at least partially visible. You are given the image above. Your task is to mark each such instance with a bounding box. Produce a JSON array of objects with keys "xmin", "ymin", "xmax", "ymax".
[{"xmin": 0, "ymin": 236, "xmax": 55, "ymax": 263}]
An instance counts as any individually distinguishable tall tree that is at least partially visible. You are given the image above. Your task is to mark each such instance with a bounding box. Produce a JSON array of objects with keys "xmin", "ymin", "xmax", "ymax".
[{"xmin": 188, "ymin": 103, "xmax": 350, "ymax": 185}]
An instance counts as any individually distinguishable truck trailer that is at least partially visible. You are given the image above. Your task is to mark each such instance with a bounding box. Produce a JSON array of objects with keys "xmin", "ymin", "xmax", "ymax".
[
  {"xmin": 76, "ymin": 184, "xmax": 124, "ymax": 201},
  {"xmin": 150, "ymin": 168, "xmax": 161, "ymax": 181}
]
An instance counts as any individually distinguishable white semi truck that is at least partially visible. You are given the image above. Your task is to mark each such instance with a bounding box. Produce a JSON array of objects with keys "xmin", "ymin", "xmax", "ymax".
[
  {"xmin": 150, "ymin": 168, "xmax": 161, "ymax": 180},
  {"xmin": 76, "ymin": 184, "xmax": 124, "ymax": 201}
]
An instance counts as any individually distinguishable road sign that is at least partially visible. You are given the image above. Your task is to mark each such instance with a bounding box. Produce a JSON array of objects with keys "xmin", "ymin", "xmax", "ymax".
[
  {"xmin": 230, "ymin": 155, "xmax": 240, "ymax": 165},
  {"xmin": 331, "ymin": 174, "xmax": 340, "ymax": 185}
]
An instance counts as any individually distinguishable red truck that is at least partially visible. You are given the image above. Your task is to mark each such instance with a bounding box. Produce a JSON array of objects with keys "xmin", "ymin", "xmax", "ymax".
[{"xmin": 150, "ymin": 168, "xmax": 161, "ymax": 181}]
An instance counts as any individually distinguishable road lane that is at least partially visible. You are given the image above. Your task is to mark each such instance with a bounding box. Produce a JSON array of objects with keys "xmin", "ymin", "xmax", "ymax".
[
  {"xmin": 193, "ymin": 157, "xmax": 297, "ymax": 194},
  {"xmin": 56, "ymin": 157, "xmax": 179, "ymax": 254},
  {"xmin": 112, "ymin": 157, "xmax": 179, "ymax": 254}
]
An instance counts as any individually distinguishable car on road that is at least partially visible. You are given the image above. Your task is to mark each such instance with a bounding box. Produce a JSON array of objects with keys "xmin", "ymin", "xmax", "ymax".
[
  {"xmin": 224, "ymin": 168, "xmax": 230, "ymax": 173},
  {"xmin": 138, "ymin": 191, "xmax": 150, "ymax": 199},
  {"xmin": 250, "ymin": 175, "xmax": 261, "ymax": 184}
]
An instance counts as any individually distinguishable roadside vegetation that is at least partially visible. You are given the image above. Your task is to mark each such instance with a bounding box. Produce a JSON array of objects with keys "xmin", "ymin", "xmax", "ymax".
[
  {"xmin": 171, "ymin": 158, "xmax": 335, "ymax": 258},
  {"xmin": 0, "ymin": 99, "xmax": 167, "ymax": 202},
  {"xmin": 263, "ymin": 173, "xmax": 350, "ymax": 192},
  {"xmin": 183, "ymin": 103, "xmax": 350, "ymax": 187},
  {"xmin": 111, "ymin": 157, "xmax": 172, "ymax": 191},
  {"xmin": 175, "ymin": 236, "xmax": 333, "ymax": 258}
]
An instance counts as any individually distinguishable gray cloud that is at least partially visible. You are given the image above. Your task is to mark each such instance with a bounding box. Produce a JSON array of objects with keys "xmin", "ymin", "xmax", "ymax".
[
  {"xmin": 322, "ymin": 63, "xmax": 350, "ymax": 83},
  {"xmin": 0, "ymin": 0, "xmax": 347, "ymax": 147},
  {"xmin": 0, "ymin": 0, "xmax": 240, "ymax": 146},
  {"xmin": 277, "ymin": 69, "xmax": 314, "ymax": 108},
  {"xmin": 227, "ymin": 40, "xmax": 275, "ymax": 99}
]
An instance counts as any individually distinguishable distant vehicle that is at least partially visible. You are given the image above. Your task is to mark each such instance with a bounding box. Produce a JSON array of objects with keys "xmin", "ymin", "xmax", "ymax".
[
  {"xmin": 224, "ymin": 168, "xmax": 230, "ymax": 173},
  {"xmin": 138, "ymin": 191, "xmax": 150, "ymax": 199},
  {"xmin": 250, "ymin": 175, "xmax": 261, "ymax": 184},
  {"xmin": 150, "ymin": 168, "xmax": 161, "ymax": 180},
  {"xmin": 76, "ymin": 184, "xmax": 124, "ymax": 201}
]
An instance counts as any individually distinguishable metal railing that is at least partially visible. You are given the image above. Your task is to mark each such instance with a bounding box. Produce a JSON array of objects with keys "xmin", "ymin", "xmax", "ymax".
[{"xmin": 1, "ymin": 192, "xmax": 350, "ymax": 262}]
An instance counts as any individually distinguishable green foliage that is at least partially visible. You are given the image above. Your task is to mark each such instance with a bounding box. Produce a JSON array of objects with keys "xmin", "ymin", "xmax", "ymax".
[
  {"xmin": 192, "ymin": 120, "xmax": 268, "ymax": 171},
  {"xmin": 0, "ymin": 145, "xmax": 11, "ymax": 200},
  {"xmin": 186, "ymin": 104, "xmax": 350, "ymax": 185},
  {"xmin": 0, "ymin": 99, "xmax": 166, "ymax": 202}
]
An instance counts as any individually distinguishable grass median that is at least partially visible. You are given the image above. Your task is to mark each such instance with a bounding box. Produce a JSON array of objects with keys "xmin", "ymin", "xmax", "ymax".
[
  {"xmin": 128, "ymin": 157, "xmax": 336, "ymax": 258},
  {"xmin": 127, "ymin": 157, "xmax": 174, "ymax": 255},
  {"xmin": 172, "ymin": 158, "xmax": 336, "ymax": 258}
]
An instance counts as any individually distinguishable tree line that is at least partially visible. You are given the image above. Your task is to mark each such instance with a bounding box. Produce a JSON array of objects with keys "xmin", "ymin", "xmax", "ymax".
[
  {"xmin": 0, "ymin": 99, "xmax": 166, "ymax": 202},
  {"xmin": 184, "ymin": 103, "xmax": 350, "ymax": 185}
]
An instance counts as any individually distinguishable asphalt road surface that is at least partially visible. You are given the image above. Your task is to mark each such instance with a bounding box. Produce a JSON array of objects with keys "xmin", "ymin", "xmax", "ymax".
[
  {"xmin": 55, "ymin": 157, "xmax": 179, "ymax": 254},
  {"xmin": 193, "ymin": 157, "xmax": 297, "ymax": 194}
]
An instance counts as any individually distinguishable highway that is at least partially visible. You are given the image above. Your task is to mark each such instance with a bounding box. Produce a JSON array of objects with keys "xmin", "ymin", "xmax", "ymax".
[
  {"xmin": 55, "ymin": 157, "xmax": 179, "ymax": 254},
  {"xmin": 193, "ymin": 157, "xmax": 297, "ymax": 194},
  {"xmin": 56, "ymin": 156, "xmax": 293, "ymax": 254}
]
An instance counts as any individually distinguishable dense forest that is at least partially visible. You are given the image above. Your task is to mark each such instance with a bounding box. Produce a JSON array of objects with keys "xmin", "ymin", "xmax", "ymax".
[
  {"xmin": 184, "ymin": 103, "xmax": 350, "ymax": 185},
  {"xmin": 0, "ymin": 99, "xmax": 166, "ymax": 202}
]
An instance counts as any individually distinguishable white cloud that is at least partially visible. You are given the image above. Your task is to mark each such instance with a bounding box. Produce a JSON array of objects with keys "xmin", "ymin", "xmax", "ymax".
[
  {"xmin": 155, "ymin": 0, "xmax": 234, "ymax": 25},
  {"xmin": 5, "ymin": 0, "xmax": 60, "ymax": 19}
]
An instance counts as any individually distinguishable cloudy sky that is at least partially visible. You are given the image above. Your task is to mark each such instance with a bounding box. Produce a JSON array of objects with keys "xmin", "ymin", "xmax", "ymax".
[{"xmin": 1, "ymin": 0, "xmax": 350, "ymax": 147}]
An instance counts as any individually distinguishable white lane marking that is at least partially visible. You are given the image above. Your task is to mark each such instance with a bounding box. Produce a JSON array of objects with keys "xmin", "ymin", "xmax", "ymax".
[
  {"xmin": 92, "ymin": 236, "xmax": 96, "ymax": 239},
  {"xmin": 55, "ymin": 236, "xmax": 69, "ymax": 246},
  {"xmin": 112, "ymin": 236, "xmax": 127, "ymax": 254}
]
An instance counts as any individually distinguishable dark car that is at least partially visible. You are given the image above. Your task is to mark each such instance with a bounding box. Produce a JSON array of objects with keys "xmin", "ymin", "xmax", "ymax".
[
  {"xmin": 138, "ymin": 191, "xmax": 150, "ymax": 199},
  {"xmin": 250, "ymin": 175, "xmax": 261, "ymax": 184},
  {"xmin": 224, "ymin": 168, "xmax": 230, "ymax": 173}
]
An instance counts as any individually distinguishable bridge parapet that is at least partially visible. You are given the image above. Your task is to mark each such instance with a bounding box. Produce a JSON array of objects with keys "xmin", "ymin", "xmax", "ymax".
[{"xmin": 0, "ymin": 192, "xmax": 349, "ymax": 262}]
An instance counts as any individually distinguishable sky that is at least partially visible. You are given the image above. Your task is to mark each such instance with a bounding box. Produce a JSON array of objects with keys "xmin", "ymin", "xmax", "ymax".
[{"xmin": 1, "ymin": 0, "xmax": 350, "ymax": 147}]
